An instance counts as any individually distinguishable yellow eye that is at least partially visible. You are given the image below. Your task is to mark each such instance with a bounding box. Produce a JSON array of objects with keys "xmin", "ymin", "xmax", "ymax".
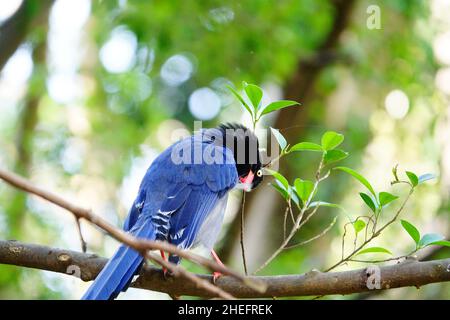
[{"xmin": 256, "ymin": 169, "xmax": 263, "ymax": 177}]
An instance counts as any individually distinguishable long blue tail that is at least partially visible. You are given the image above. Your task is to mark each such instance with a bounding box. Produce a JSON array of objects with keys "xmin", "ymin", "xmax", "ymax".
[{"xmin": 82, "ymin": 219, "xmax": 155, "ymax": 300}]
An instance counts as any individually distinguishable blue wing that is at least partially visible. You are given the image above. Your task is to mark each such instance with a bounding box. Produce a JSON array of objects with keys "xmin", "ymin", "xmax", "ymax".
[{"xmin": 123, "ymin": 129, "xmax": 238, "ymax": 261}]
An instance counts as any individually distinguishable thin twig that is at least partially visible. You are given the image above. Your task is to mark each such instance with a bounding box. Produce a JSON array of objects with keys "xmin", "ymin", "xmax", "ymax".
[
  {"xmin": 283, "ymin": 206, "xmax": 289, "ymax": 240},
  {"xmin": 264, "ymin": 150, "xmax": 286, "ymax": 169},
  {"xmin": 284, "ymin": 216, "xmax": 337, "ymax": 250},
  {"xmin": 287, "ymin": 200, "xmax": 296, "ymax": 224},
  {"xmin": 341, "ymin": 223, "xmax": 349, "ymax": 260},
  {"xmin": 359, "ymin": 215, "xmax": 375, "ymax": 241},
  {"xmin": 348, "ymin": 248, "xmax": 418, "ymax": 264},
  {"xmin": 74, "ymin": 216, "xmax": 87, "ymax": 253},
  {"xmin": 298, "ymin": 205, "xmax": 320, "ymax": 229},
  {"xmin": 240, "ymin": 192, "xmax": 248, "ymax": 275},
  {"xmin": 353, "ymin": 224, "xmax": 358, "ymax": 252}
]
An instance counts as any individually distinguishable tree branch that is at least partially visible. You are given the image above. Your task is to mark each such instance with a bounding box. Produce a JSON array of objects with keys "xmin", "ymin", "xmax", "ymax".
[
  {"xmin": 0, "ymin": 167, "xmax": 266, "ymax": 298},
  {"xmin": 1, "ymin": 240, "xmax": 449, "ymax": 298}
]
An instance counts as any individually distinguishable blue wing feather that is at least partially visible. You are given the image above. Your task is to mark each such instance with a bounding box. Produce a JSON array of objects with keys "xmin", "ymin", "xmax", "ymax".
[
  {"xmin": 123, "ymin": 188, "xmax": 146, "ymax": 231},
  {"xmin": 168, "ymin": 189, "xmax": 218, "ymax": 248}
]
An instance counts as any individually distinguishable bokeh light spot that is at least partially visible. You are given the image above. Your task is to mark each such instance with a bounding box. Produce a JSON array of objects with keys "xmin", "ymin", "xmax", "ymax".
[
  {"xmin": 188, "ymin": 87, "xmax": 221, "ymax": 120},
  {"xmin": 435, "ymin": 67, "xmax": 450, "ymax": 95},
  {"xmin": 50, "ymin": 0, "xmax": 91, "ymax": 30},
  {"xmin": 433, "ymin": 31, "xmax": 450, "ymax": 65},
  {"xmin": 47, "ymin": 73, "xmax": 83, "ymax": 104},
  {"xmin": 385, "ymin": 89, "xmax": 409, "ymax": 119},
  {"xmin": 100, "ymin": 27, "xmax": 137, "ymax": 74},
  {"xmin": 209, "ymin": 7, "xmax": 235, "ymax": 24},
  {"xmin": 0, "ymin": 45, "xmax": 33, "ymax": 85},
  {"xmin": 160, "ymin": 54, "xmax": 193, "ymax": 86}
]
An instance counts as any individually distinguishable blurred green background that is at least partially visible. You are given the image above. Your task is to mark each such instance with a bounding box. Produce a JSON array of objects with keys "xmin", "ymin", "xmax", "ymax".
[{"xmin": 0, "ymin": 0, "xmax": 449, "ymax": 299}]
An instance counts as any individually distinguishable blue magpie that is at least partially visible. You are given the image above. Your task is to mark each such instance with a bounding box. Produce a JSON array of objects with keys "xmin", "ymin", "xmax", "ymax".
[{"xmin": 82, "ymin": 123, "xmax": 263, "ymax": 300}]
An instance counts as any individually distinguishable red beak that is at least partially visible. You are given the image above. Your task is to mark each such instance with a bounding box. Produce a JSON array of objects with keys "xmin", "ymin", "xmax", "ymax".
[{"xmin": 239, "ymin": 170, "xmax": 255, "ymax": 185}]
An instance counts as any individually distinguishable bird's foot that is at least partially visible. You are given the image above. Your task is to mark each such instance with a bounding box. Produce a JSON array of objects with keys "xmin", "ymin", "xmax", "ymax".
[
  {"xmin": 210, "ymin": 249, "xmax": 225, "ymax": 284},
  {"xmin": 163, "ymin": 268, "xmax": 174, "ymax": 280},
  {"xmin": 160, "ymin": 250, "xmax": 171, "ymax": 279},
  {"xmin": 212, "ymin": 271, "xmax": 223, "ymax": 284}
]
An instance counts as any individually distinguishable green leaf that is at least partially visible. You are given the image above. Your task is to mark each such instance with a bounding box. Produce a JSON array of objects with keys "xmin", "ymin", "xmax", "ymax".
[
  {"xmin": 400, "ymin": 219, "xmax": 420, "ymax": 245},
  {"xmin": 260, "ymin": 100, "xmax": 300, "ymax": 116},
  {"xmin": 418, "ymin": 173, "xmax": 436, "ymax": 184},
  {"xmin": 406, "ymin": 171, "xmax": 418, "ymax": 187},
  {"xmin": 294, "ymin": 178, "xmax": 314, "ymax": 204},
  {"xmin": 418, "ymin": 233, "xmax": 445, "ymax": 248},
  {"xmin": 270, "ymin": 127, "xmax": 287, "ymax": 150},
  {"xmin": 353, "ymin": 220, "xmax": 366, "ymax": 234},
  {"xmin": 356, "ymin": 247, "xmax": 392, "ymax": 256},
  {"xmin": 321, "ymin": 131, "xmax": 344, "ymax": 151},
  {"xmin": 288, "ymin": 186, "xmax": 300, "ymax": 207},
  {"xmin": 289, "ymin": 142, "xmax": 323, "ymax": 152},
  {"xmin": 428, "ymin": 240, "xmax": 450, "ymax": 247},
  {"xmin": 309, "ymin": 201, "xmax": 351, "ymax": 221},
  {"xmin": 309, "ymin": 201, "xmax": 342, "ymax": 210},
  {"xmin": 379, "ymin": 192, "xmax": 398, "ymax": 207},
  {"xmin": 227, "ymin": 85, "xmax": 253, "ymax": 117},
  {"xmin": 244, "ymin": 83, "xmax": 263, "ymax": 112},
  {"xmin": 272, "ymin": 182, "xmax": 300, "ymax": 206},
  {"xmin": 334, "ymin": 167, "xmax": 376, "ymax": 197},
  {"xmin": 271, "ymin": 182, "xmax": 289, "ymax": 200},
  {"xmin": 266, "ymin": 169, "xmax": 289, "ymax": 190},
  {"xmin": 359, "ymin": 192, "xmax": 376, "ymax": 212},
  {"xmin": 274, "ymin": 179, "xmax": 287, "ymax": 191},
  {"xmin": 324, "ymin": 149, "xmax": 348, "ymax": 165}
]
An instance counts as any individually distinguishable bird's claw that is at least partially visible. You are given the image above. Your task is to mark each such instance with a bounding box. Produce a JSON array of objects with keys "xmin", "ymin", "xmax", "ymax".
[
  {"xmin": 212, "ymin": 271, "xmax": 223, "ymax": 284},
  {"xmin": 163, "ymin": 268, "xmax": 174, "ymax": 280}
]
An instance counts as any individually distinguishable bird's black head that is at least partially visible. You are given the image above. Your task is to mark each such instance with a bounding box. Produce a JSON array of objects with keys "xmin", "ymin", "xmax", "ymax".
[{"xmin": 217, "ymin": 123, "xmax": 263, "ymax": 191}]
